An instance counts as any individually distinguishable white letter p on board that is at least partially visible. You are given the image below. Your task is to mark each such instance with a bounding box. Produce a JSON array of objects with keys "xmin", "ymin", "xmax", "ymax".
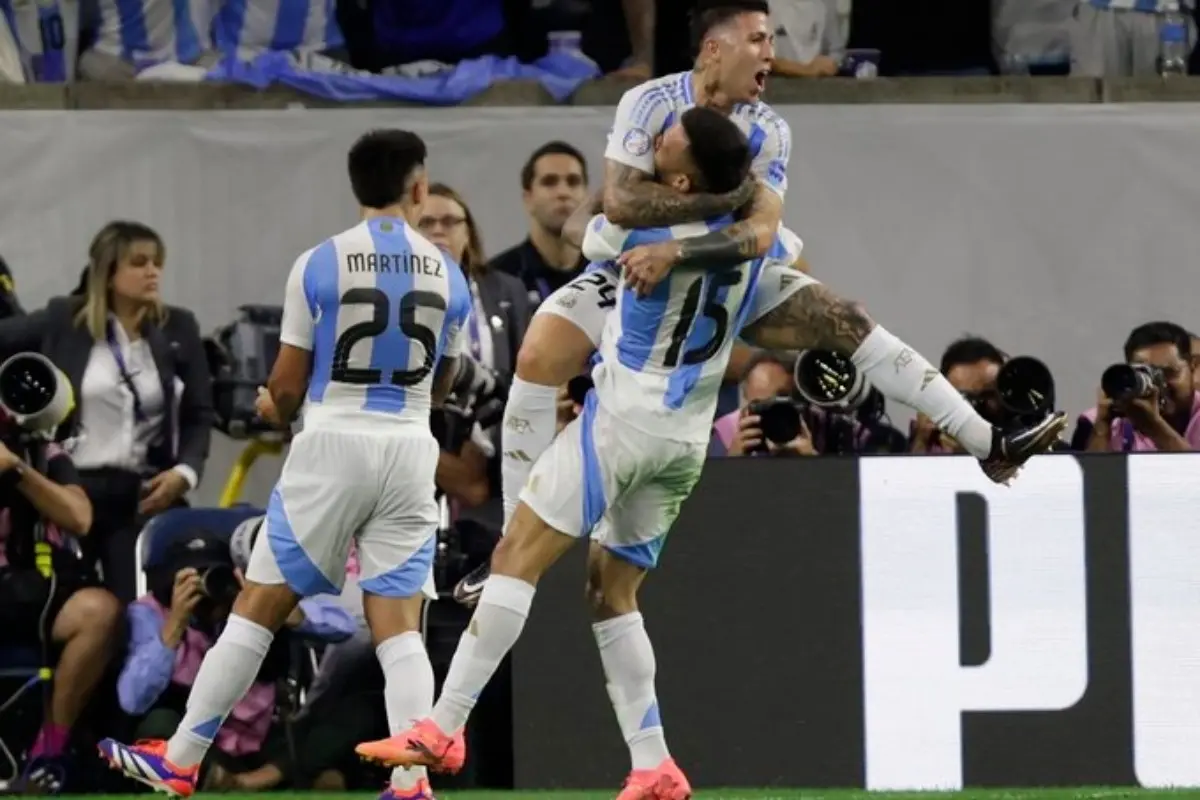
[{"xmin": 859, "ymin": 456, "xmax": 1089, "ymax": 790}]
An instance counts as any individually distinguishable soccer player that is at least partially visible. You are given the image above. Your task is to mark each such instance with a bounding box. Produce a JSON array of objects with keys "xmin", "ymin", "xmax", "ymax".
[
  {"xmin": 98, "ymin": 129, "xmax": 471, "ymax": 800},
  {"xmin": 357, "ymin": 106, "xmax": 788, "ymax": 800},
  {"xmin": 457, "ymin": 0, "xmax": 1065, "ymax": 604}
]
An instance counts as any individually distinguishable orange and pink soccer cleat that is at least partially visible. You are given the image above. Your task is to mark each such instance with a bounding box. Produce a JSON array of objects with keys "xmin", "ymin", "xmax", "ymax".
[
  {"xmin": 616, "ymin": 757, "xmax": 693, "ymax": 800},
  {"xmin": 97, "ymin": 738, "xmax": 198, "ymax": 798},
  {"xmin": 356, "ymin": 719, "xmax": 466, "ymax": 774}
]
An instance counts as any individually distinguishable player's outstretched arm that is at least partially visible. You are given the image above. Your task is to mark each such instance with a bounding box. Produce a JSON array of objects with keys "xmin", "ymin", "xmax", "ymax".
[
  {"xmin": 673, "ymin": 182, "xmax": 783, "ymax": 266},
  {"xmin": 432, "ymin": 355, "xmax": 461, "ymax": 408},
  {"xmin": 603, "ymin": 161, "xmax": 756, "ymax": 229}
]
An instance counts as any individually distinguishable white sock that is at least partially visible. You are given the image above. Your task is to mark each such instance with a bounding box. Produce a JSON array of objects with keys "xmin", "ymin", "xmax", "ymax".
[
  {"xmin": 376, "ymin": 632, "xmax": 434, "ymax": 790},
  {"xmin": 851, "ymin": 325, "xmax": 995, "ymax": 459},
  {"xmin": 500, "ymin": 378, "xmax": 560, "ymax": 533},
  {"xmin": 593, "ymin": 612, "xmax": 670, "ymax": 771},
  {"xmin": 165, "ymin": 614, "xmax": 274, "ymax": 768},
  {"xmin": 432, "ymin": 575, "xmax": 534, "ymax": 733}
]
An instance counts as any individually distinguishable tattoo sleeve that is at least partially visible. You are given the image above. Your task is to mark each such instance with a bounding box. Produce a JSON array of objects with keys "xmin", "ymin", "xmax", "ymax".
[
  {"xmin": 603, "ymin": 162, "xmax": 747, "ymax": 228},
  {"xmin": 675, "ymin": 183, "xmax": 783, "ymax": 269},
  {"xmin": 741, "ymin": 283, "xmax": 876, "ymax": 355}
]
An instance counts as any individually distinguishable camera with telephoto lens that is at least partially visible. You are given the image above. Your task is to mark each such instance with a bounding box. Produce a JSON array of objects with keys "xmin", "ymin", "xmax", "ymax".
[
  {"xmin": 0, "ymin": 352, "xmax": 75, "ymax": 440},
  {"xmin": 792, "ymin": 350, "xmax": 872, "ymax": 412},
  {"xmin": 745, "ymin": 396, "xmax": 804, "ymax": 453},
  {"xmin": 200, "ymin": 564, "xmax": 240, "ymax": 603},
  {"xmin": 992, "ymin": 355, "xmax": 1057, "ymax": 429},
  {"xmin": 1101, "ymin": 362, "xmax": 1166, "ymax": 404}
]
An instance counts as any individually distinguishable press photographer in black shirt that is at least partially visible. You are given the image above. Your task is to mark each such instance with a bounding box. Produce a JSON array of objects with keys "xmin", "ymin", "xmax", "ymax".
[{"xmin": 0, "ymin": 355, "xmax": 120, "ymax": 792}]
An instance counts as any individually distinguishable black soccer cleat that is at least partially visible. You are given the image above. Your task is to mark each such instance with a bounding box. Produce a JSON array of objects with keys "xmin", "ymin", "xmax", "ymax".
[
  {"xmin": 979, "ymin": 411, "xmax": 1069, "ymax": 485},
  {"xmin": 452, "ymin": 561, "xmax": 491, "ymax": 608}
]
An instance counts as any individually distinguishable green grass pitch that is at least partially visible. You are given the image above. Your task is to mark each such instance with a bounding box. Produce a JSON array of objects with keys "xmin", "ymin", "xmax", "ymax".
[{"xmin": 59, "ymin": 790, "xmax": 1200, "ymax": 800}]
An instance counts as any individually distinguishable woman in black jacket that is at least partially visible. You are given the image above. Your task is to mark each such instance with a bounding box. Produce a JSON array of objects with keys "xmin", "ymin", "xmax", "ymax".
[{"xmin": 0, "ymin": 221, "xmax": 215, "ymax": 602}]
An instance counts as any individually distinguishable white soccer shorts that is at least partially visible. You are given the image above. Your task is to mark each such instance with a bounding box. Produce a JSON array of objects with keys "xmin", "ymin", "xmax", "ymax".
[
  {"xmin": 518, "ymin": 392, "xmax": 707, "ymax": 569},
  {"xmin": 245, "ymin": 426, "xmax": 439, "ymax": 600}
]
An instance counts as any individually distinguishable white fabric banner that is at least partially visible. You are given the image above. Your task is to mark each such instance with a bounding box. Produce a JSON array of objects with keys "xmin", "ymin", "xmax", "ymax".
[{"xmin": 0, "ymin": 104, "xmax": 1197, "ymax": 503}]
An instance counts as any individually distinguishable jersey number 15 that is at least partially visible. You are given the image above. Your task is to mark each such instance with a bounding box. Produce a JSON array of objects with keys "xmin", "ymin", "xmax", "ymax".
[{"xmin": 332, "ymin": 287, "xmax": 444, "ymax": 386}]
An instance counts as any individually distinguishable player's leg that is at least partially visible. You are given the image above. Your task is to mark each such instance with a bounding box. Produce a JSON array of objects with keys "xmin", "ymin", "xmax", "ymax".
[
  {"xmin": 352, "ymin": 434, "xmax": 444, "ymax": 798},
  {"xmin": 587, "ymin": 446, "xmax": 703, "ymax": 800},
  {"xmin": 371, "ymin": 393, "xmax": 619, "ymax": 771},
  {"xmin": 455, "ymin": 269, "xmax": 615, "ymax": 606},
  {"xmin": 742, "ymin": 267, "xmax": 1065, "ymax": 481},
  {"xmin": 99, "ymin": 432, "xmax": 364, "ymax": 796}
]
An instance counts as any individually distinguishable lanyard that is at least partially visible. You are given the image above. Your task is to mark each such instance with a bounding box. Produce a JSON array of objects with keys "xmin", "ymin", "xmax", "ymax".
[
  {"xmin": 534, "ymin": 277, "xmax": 552, "ymax": 303},
  {"xmin": 1121, "ymin": 418, "xmax": 1135, "ymax": 452},
  {"xmin": 105, "ymin": 321, "xmax": 146, "ymax": 423},
  {"xmin": 466, "ymin": 283, "xmax": 483, "ymax": 361}
]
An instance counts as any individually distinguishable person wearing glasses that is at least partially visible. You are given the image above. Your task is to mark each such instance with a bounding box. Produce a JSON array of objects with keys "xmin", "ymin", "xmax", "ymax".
[{"xmin": 0, "ymin": 221, "xmax": 214, "ymax": 602}]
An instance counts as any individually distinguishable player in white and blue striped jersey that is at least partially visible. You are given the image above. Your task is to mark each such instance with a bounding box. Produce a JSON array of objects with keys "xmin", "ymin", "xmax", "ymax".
[
  {"xmin": 99, "ymin": 130, "xmax": 466, "ymax": 800},
  {"xmin": 212, "ymin": 0, "xmax": 343, "ymax": 60},
  {"xmin": 358, "ymin": 107, "xmax": 779, "ymax": 800},
  {"xmin": 1, "ymin": 0, "xmax": 79, "ymax": 81}
]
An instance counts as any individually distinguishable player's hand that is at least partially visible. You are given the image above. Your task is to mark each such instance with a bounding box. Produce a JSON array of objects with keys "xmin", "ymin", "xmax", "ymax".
[
  {"xmin": 556, "ymin": 385, "xmax": 581, "ymax": 433},
  {"xmin": 807, "ymin": 54, "xmax": 840, "ymax": 77},
  {"xmin": 255, "ymin": 386, "xmax": 283, "ymax": 427},
  {"xmin": 727, "ymin": 411, "xmax": 763, "ymax": 456},
  {"xmin": 162, "ymin": 568, "xmax": 204, "ymax": 647},
  {"xmin": 139, "ymin": 469, "xmax": 189, "ymax": 516},
  {"xmin": 618, "ymin": 240, "xmax": 682, "ymax": 297},
  {"xmin": 767, "ymin": 417, "xmax": 816, "ymax": 456},
  {"xmin": 910, "ymin": 412, "xmax": 938, "ymax": 452}
]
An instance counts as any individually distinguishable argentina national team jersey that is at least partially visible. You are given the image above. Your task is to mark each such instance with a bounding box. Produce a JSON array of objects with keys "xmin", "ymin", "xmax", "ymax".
[
  {"xmin": 212, "ymin": 0, "xmax": 342, "ymax": 59},
  {"xmin": 1, "ymin": 0, "xmax": 78, "ymax": 81},
  {"xmin": 280, "ymin": 217, "xmax": 471, "ymax": 430},
  {"xmin": 584, "ymin": 216, "xmax": 792, "ymax": 445},
  {"xmin": 92, "ymin": 0, "xmax": 210, "ymax": 65},
  {"xmin": 604, "ymin": 70, "xmax": 792, "ymax": 199}
]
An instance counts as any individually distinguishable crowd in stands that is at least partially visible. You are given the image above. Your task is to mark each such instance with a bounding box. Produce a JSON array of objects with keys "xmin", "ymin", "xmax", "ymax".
[
  {"xmin": 0, "ymin": 134, "xmax": 1194, "ymax": 795},
  {"xmin": 2, "ymin": 0, "xmax": 1200, "ymax": 87}
]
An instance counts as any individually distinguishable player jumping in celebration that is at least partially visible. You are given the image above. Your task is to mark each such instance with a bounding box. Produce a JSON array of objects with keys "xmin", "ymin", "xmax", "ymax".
[
  {"xmin": 99, "ymin": 130, "xmax": 471, "ymax": 800},
  {"xmin": 358, "ymin": 107, "xmax": 796, "ymax": 800},
  {"xmin": 456, "ymin": 0, "xmax": 1067, "ymax": 605}
]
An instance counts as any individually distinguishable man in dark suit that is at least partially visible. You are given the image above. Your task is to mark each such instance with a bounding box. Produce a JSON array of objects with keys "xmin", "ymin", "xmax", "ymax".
[{"xmin": 489, "ymin": 141, "xmax": 591, "ymax": 308}]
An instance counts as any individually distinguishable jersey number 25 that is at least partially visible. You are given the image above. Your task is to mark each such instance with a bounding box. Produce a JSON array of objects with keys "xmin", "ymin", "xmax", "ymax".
[{"xmin": 331, "ymin": 287, "xmax": 444, "ymax": 386}]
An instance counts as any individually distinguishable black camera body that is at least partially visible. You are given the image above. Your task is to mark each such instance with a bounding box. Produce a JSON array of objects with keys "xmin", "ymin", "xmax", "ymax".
[
  {"xmin": 988, "ymin": 355, "xmax": 1058, "ymax": 431},
  {"xmin": 746, "ymin": 396, "xmax": 804, "ymax": 453},
  {"xmin": 206, "ymin": 305, "xmax": 282, "ymax": 439},
  {"xmin": 1101, "ymin": 363, "xmax": 1165, "ymax": 404}
]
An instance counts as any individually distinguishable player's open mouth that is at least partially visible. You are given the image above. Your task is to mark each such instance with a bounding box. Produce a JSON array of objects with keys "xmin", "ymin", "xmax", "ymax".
[{"xmin": 753, "ymin": 70, "xmax": 768, "ymax": 90}]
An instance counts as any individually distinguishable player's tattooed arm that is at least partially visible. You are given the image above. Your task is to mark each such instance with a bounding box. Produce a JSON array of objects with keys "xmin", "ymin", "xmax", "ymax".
[
  {"xmin": 602, "ymin": 161, "xmax": 756, "ymax": 229},
  {"xmin": 562, "ymin": 188, "xmax": 604, "ymax": 249},
  {"xmin": 741, "ymin": 283, "xmax": 876, "ymax": 355},
  {"xmin": 674, "ymin": 183, "xmax": 784, "ymax": 267}
]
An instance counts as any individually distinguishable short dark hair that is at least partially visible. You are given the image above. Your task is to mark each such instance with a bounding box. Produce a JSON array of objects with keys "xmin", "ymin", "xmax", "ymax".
[
  {"xmin": 520, "ymin": 141, "xmax": 588, "ymax": 191},
  {"xmin": 1124, "ymin": 321, "xmax": 1192, "ymax": 361},
  {"xmin": 690, "ymin": 0, "xmax": 770, "ymax": 53},
  {"xmin": 347, "ymin": 129, "xmax": 428, "ymax": 210},
  {"xmin": 940, "ymin": 336, "xmax": 1006, "ymax": 375},
  {"xmin": 679, "ymin": 106, "xmax": 751, "ymax": 195}
]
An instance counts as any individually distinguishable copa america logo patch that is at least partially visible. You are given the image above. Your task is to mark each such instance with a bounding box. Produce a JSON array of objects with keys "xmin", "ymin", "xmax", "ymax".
[{"xmin": 622, "ymin": 128, "xmax": 652, "ymax": 157}]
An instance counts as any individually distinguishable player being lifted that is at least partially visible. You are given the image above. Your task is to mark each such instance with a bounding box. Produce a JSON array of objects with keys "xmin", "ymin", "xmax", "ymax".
[
  {"xmin": 455, "ymin": 0, "xmax": 1068, "ymax": 605},
  {"xmin": 99, "ymin": 130, "xmax": 474, "ymax": 800},
  {"xmin": 358, "ymin": 106, "xmax": 779, "ymax": 800}
]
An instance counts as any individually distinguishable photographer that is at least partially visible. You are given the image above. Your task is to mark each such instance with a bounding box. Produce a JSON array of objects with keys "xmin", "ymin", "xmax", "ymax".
[
  {"xmin": 711, "ymin": 353, "xmax": 815, "ymax": 457},
  {"xmin": 0, "ymin": 407, "xmax": 118, "ymax": 792},
  {"xmin": 1075, "ymin": 321, "xmax": 1200, "ymax": 452},
  {"xmin": 911, "ymin": 337, "xmax": 1006, "ymax": 454},
  {"xmin": 117, "ymin": 534, "xmax": 354, "ymax": 791}
]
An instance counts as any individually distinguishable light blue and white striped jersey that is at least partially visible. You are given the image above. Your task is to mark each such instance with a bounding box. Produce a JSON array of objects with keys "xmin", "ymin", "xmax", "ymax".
[
  {"xmin": 92, "ymin": 0, "xmax": 210, "ymax": 66},
  {"xmin": 583, "ymin": 215, "xmax": 793, "ymax": 445},
  {"xmin": 605, "ymin": 70, "xmax": 792, "ymax": 199},
  {"xmin": 212, "ymin": 0, "xmax": 342, "ymax": 60},
  {"xmin": 1086, "ymin": 0, "xmax": 1191, "ymax": 12},
  {"xmin": 280, "ymin": 217, "xmax": 471, "ymax": 431},
  {"xmin": 1, "ymin": 0, "xmax": 78, "ymax": 81}
]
